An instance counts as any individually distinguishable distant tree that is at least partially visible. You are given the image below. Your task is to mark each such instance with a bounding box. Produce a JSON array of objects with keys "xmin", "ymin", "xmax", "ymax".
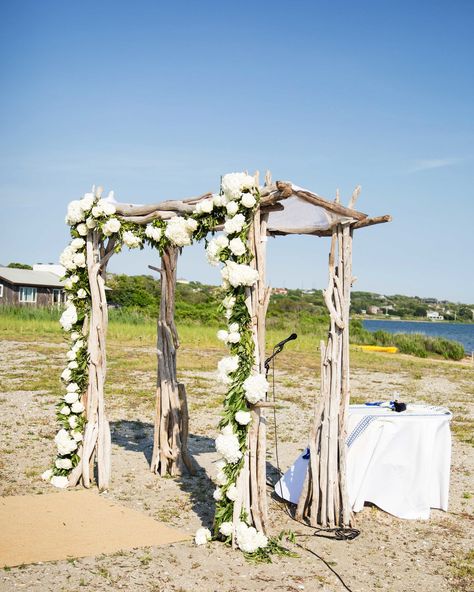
[{"xmin": 7, "ymin": 262, "xmax": 33, "ymax": 270}]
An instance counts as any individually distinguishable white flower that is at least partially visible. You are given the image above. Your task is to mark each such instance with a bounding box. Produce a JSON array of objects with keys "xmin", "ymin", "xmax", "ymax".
[
  {"xmin": 206, "ymin": 235, "xmax": 229, "ymax": 266},
  {"xmin": 219, "ymin": 522, "xmax": 234, "ymax": 537},
  {"xmin": 226, "ymin": 201, "xmax": 239, "ymax": 216},
  {"xmin": 222, "ymin": 172, "xmax": 255, "ymax": 199},
  {"xmin": 145, "ymin": 224, "xmax": 162, "ymax": 241},
  {"xmin": 122, "ymin": 231, "xmax": 142, "ymax": 248},
  {"xmin": 243, "ymin": 374, "xmax": 269, "ymax": 404},
  {"xmin": 72, "ymin": 431, "xmax": 83, "ymax": 442},
  {"xmin": 66, "ymin": 350, "xmax": 76, "ymax": 361},
  {"xmin": 229, "ymin": 237, "xmax": 246, "ymax": 256},
  {"xmin": 68, "ymin": 361, "xmax": 78, "ymax": 370},
  {"xmin": 64, "ymin": 391, "xmax": 79, "ymax": 404},
  {"xmin": 73, "ymin": 252, "xmax": 86, "ymax": 267},
  {"xmin": 103, "ymin": 218, "xmax": 121, "ymax": 236},
  {"xmin": 213, "ymin": 487, "xmax": 223, "ymax": 501},
  {"xmin": 86, "ymin": 217, "xmax": 97, "ymax": 229},
  {"xmin": 215, "ymin": 425, "xmax": 242, "ymax": 464},
  {"xmin": 60, "ymin": 303, "xmax": 77, "ymax": 331},
  {"xmin": 61, "ymin": 368, "xmax": 72, "ymax": 382},
  {"xmin": 221, "ymin": 261, "xmax": 259, "ymax": 288},
  {"xmin": 71, "ymin": 401, "xmax": 85, "ymax": 414},
  {"xmin": 51, "ymin": 475, "xmax": 69, "ymax": 488},
  {"xmin": 73, "ymin": 339, "xmax": 84, "ymax": 350},
  {"xmin": 41, "ymin": 469, "xmax": 53, "ymax": 481},
  {"xmin": 70, "ymin": 330, "xmax": 81, "ymax": 340},
  {"xmin": 227, "ymin": 332, "xmax": 240, "ymax": 343},
  {"xmin": 229, "ymin": 323, "xmax": 239, "ymax": 333},
  {"xmin": 54, "ymin": 429, "xmax": 77, "ymax": 455},
  {"xmin": 224, "ymin": 213, "xmax": 246, "ymax": 235},
  {"xmin": 165, "ymin": 216, "xmax": 193, "ymax": 246},
  {"xmin": 59, "ymin": 246, "xmax": 76, "ymax": 270},
  {"xmin": 235, "ymin": 410, "xmax": 252, "ymax": 425},
  {"xmin": 241, "ymin": 192, "xmax": 257, "ymax": 208},
  {"xmin": 217, "ymin": 356, "xmax": 239, "ymax": 384},
  {"xmin": 200, "ymin": 198, "xmax": 214, "ymax": 213},
  {"xmin": 235, "ymin": 522, "xmax": 268, "ymax": 553},
  {"xmin": 76, "ymin": 223, "xmax": 88, "ymax": 236},
  {"xmin": 224, "ymin": 309, "xmax": 232, "ymax": 320},
  {"xmin": 194, "ymin": 527, "xmax": 212, "ymax": 546},
  {"xmin": 222, "ymin": 295, "xmax": 236, "ymax": 309},
  {"xmin": 213, "ymin": 193, "xmax": 228, "ymax": 207},
  {"xmin": 64, "ymin": 278, "xmax": 75, "ymax": 290},
  {"xmin": 80, "ymin": 192, "xmax": 95, "ymax": 211},
  {"xmin": 70, "ymin": 238, "xmax": 85, "ymax": 250},
  {"xmin": 217, "ymin": 329, "xmax": 229, "ymax": 342},
  {"xmin": 68, "ymin": 416, "xmax": 77, "ymax": 428},
  {"xmin": 76, "ymin": 288, "xmax": 87, "ymax": 299},
  {"xmin": 66, "ymin": 201, "xmax": 85, "ymax": 225},
  {"xmin": 215, "ymin": 235, "xmax": 229, "ymax": 249},
  {"xmin": 66, "ymin": 382, "xmax": 79, "ymax": 392},
  {"xmin": 92, "ymin": 199, "xmax": 116, "ymax": 218},
  {"xmin": 226, "ymin": 484, "xmax": 238, "ymax": 501},
  {"xmin": 59, "ymin": 405, "xmax": 71, "ymax": 416},
  {"xmin": 55, "ymin": 458, "xmax": 72, "ymax": 470},
  {"xmin": 215, "ymin": 470, "xmax": 227, "ymax": 486}
]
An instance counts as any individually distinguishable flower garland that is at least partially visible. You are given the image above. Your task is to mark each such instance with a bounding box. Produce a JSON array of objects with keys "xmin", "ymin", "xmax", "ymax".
[{"xmin": 42, "ymin": 173, "xmax": 269, "ymax": 555}]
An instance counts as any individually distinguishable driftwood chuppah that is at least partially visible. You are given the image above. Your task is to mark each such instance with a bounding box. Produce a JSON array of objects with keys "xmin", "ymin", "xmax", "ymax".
[{"xmin": 58, "ymin": 173, "xmax": 390, "ymax": 539}]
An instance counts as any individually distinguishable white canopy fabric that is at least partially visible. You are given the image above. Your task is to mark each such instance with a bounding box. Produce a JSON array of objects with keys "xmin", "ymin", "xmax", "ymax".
[{"xmin": 267, "ymin": 194, "xmax": 334, "ymax": 233}]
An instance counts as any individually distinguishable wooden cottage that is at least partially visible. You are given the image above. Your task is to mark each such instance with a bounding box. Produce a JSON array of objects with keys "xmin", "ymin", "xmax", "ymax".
[{"xmin": 0, "ymin": 267, "xmax": 65, "ymax": 307}]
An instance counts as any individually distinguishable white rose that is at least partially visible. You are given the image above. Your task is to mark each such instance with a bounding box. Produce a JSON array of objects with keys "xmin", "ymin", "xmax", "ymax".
[
  {"xmin": 76, "ymin": 224, "xmax": 88, "ymax": 236},
  {"xmin": 51, "ymin": 475, "xmax": 69, "ymax": 488},
  {"xmin": 213, "ymin": 193, "xmax": 228, "ymax": 207},
  {"xmin": 217, "ymin": 356, "xmax": 239, "ymax": 384},
  {"xmin": 64, "ymin": 391, "xmax": 79, "ymax": 404},
  {"xmin": 200, "ymin": 198, "xmax": 214, "ymax": 213},
  {"xmin": 241, "ymin": 192, "xmax": 257, "ymax": 208},
  {"xmin": 222, "ymin": 295, "xmax": 236, "ymax": 309},
  {"xmin": 235, "ymin": 410, "xmax": 252, "ymax": 425},
  {"xmin": 186, "ymin": 218, "xmax": 198, "ymax": 232},
  {"xmin": 223, "ymin": 213, "xmax": 246, "ymax": 235},
  {"xmin": 86, "ymin": 217, "xmax": 97, "ymax": 229},
  {"xmin": 226, "ymin": 484, "xmax": 238, "ymax": 501},
  {"xmin": 194, "ymin": 527, "xmax": 212, "ymax": 546},
  {"xmin": 71, "ymin": 401, "xmax": 85, "ymax": 414},
  {"xmin": 215, "ymin": 425, "xmax": 242, "ymax": 464},
  {"xmin": 68, "ymin": 416, "xmax": 77, "ymax": 428},
  {"xmin": 66, "ymin": 200, "xmax": 85, "ymax": 225},
  {"xmin": 229, "ymin": 237, "xmax": 246, "ymax": 256},
  {"xmin": 215, "ymin": 470, "xmax": 227, "ymax": 486},
  {"xmin": 145, "ymin": 224, "xmax": 162, "ymax": 241},
  {"xmin": 70, "ymin": 238, "xmax": 85, "ymax": 250},
  {"xmin": 80, "ymin": 192, "xmax": 95, "ymax": 211},
  {"xmin": 66, "ymin": 350, "xmax": 76, "ymax": 361},
  {"xmin": 68, "ymin": 361, "xmax": 78, "ymax": 369},
  {"xmin": 221, "ymin": 261, "xmax": 259, "ymax": 288},
  {"xmin": 59, "ymin": 405, "xmax": 71, "ymax": 416},
  {"xmin": 213, "ymin": 487, "xmax": 223, "ymax": 501},
  {"xmin": 222, "ymin": 172, "xmax": 255, "ymax": 199},
  {"xmin": 219, "ymin": 522, "xmax": 234, "ymax": 537},
  {"xmin": 243, "ymin": 374, "xmax": 269, "ymax": 404},
  {"xmin": 41, "ymin": 469, "xmax": 53, "ymax": 481},
  {"xmin": 61, "ymin": 368, "xmax": 72, "ymax": 382},
  {"xmin": 54, "ymin": 429, "xmax": 77, "ymax": 455},
  {"xmin": 217, "ymin": 330, "xmax": 229, "ymax": 342},
  {"xmin": 165, "ymin": 216, "xmax": 193, "ymax": 247},
  {"xmin": 55, "ymin": 458, "xmax": 72, "ymax": 470},
  {"xmin": 59, "ymin": 303, "xmax": 77, "ymax": 331},
  {"xmin": 103, "ymin": 218, "xmax": 121, "ymax": 236},
  {"xmin": 226, "ymin": 201, "xmax": 239, "ymax": 216},
  {"xmin": 66, "ymin": 382, "xmax": 79, "ymax": 392},
  {"xmin": 72, "ymin": 431, "xmax": 83, "ymax": 442},
  {"xmin": 70, "ymin": 331, "xmax": 81, "ymax": 340},
  {"xmin": 73, "ymin": 252, "xmax": 86, "ymax": 267},
  {"xmin": 73, "ymin": 339, "xmax": 84, "ymax": 350},
  {"xmin": 122, "ymin": 231, "xmax": 142, "ymax": 248},
  {"xmin": 76, "ymin": 288, "xmax": 87, "ymax": 299},
  {"xmin": 215, "ymin": 235, "xmax": 229, "ymax": 249},
  {"xmin": 229, "ymin": 323, "xmax": 239, "ymax": 333},
  {"xmin": 227, "ymin": 332, "xmax": 240, "ymax": 344}
]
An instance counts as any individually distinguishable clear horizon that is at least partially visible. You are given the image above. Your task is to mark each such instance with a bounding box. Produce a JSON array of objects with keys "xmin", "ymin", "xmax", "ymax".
[{"xmin": 1, "ymin": 0, "xmax": 473, "ymax": 302}]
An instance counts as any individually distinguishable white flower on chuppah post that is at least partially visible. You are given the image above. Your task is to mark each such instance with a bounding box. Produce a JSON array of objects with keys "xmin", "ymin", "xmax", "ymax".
[
  {"xmin": 50, "ymin": 475, "xmax": 70, "ymax": 489},
  {"xmin": 235, "ymin": 410, "xmax": 252, "ymax": 425},
  {"xmin": 70, "ymin": 237, "xmax": 85, "ymax": 250},
  {"xmin": 59, "ymin": 303, "xmax": 77, "ymax": 331},
  {"xmin": 215, "ymin": 424, "xmax": 242, "ymax": 464},
  {"xmin": 76, "ymin": 223, "xmax": 88, "ymax": 236},
  {"xmin": 225, "ymin": 201, "xmax": 239, "ymax": 216},
  {"xmin": 229, "ymin": 237, "xmax": 246, "ymax": 256},
  {"xmin": 217, "ymin": 355, "xmax": 239, "ymax": 384},
  {"xmin": 65, "ymin": 201, "xmax": 85, "ymax": 225},
  {"xmin": 66, "ymin": 382, "xmax": 79, "ymax": 392},
  {"xmin": 241, "ymin": 192, "xmax": 257, "ymax": 208},
  {"xmin": 54, "ymin": 429, "xmax": 78, "ymax": 455},
  {"xmin": 79, "ymin": 192, "xmax": 95, "ymax": 212},
  {"xmin": 235, "ymin": 521, "xmax": 268, "ymax": 553},
  {"xmin": 194, "ymin": 527, "xmax": 212, "ymax": 546},
  {"xmin": 76, "ymin": 288, "xmax": 87, "ymax": 299},
  {"xmin": 145, "ymin": 224, "xmax": 162, "ymax": 241},
  {"xmin": 219, "ymin": 522, "xmax": 234, "ymax": 537},
  {"xmin": 212, "ymin": 193, "xmax": 228, "ymax": 207},
  {"xmin": 61, "ymin": 368, "xmax": 72, "ymax": 382},
  {"xmin": 221, "ymin": 261, "xmax": 259, "ymax": 288},
  {"xmin": 243, "ymin": 374, "xmax": 269, "ymax": 404},
  {"xmin": 64, "ymin": 391, "xmax": 79, "ymax": 404},
  {"xmin": 223, "ymin": 213, "xmax": 246, "ymax": 235},
  {"xmin": 55, "ymin": 458, "xmax": 73, "ymax": 470},
  {"xmin": 221, "ymin": 172, "xmax": 255, "ymax": 199},
  {"xmin": 226, "ymin": 484, "xmax": 238, "ymax": 501},
  {"xmin": 59, "ymin": 405, "xmax": 71, "ymax": 416},
  {"xmin": 71, "ymin": 401, "xmax": 85, "ymax": 414},
  {"xmin": 103, "ymin": 218, "xmax": 121, "ymax": 236},
  {"xmin": 86, "ymin": 217, "xmax": 97, "ymax": 229},
  {"xmin": 215, "ymin": 469, "xmax": 227, "ymax": 486},
  {"xmin": 72, "ymin": 431, "xmax": 83, "ymax": 442},
  {"xmin": 165, "ymin": 216, "xmax": 194, "ymax": 246},
  {"xmin": 213, "ymin": 487, "xmax": 223, "ymax": 501},
  {"xmin": 41, "ymin": 469, "xmax": 53, "ymax": 481}
]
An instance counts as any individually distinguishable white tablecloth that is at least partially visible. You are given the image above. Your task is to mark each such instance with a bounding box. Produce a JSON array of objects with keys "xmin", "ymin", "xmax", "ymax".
[{"xmin": 275, "ymin": 404, "xmax": 452, "ymax": 519}]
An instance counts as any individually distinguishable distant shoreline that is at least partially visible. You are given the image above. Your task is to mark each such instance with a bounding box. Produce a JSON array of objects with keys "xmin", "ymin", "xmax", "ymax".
[{"xmin": 355, "ymin": 317, "xmax": 474, "ymax": 325}]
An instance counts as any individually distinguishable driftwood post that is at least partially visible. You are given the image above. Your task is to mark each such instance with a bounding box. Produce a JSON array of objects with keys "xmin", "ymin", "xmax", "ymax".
[
  {"xmin": 150, "ymin": 246, "xmax": 194, "ymax": 476},
  {"xmin": 68, "ymin": 228, "xmax": 115, "ymax": 490},
  {"xmin": 296, "ymin": 220, "xmax": 354, "ymax": 527}
]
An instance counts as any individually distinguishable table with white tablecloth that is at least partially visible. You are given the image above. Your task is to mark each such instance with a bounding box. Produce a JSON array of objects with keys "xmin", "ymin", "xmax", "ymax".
[{"xmin": 275, "ymin": 404, "xmax": 452, "ymax": 519}]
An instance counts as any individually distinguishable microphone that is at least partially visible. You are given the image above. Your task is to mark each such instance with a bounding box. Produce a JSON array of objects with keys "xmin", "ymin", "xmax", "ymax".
[{"xmin": 274, "ymin": 333, "xmax": 297, "ymax": 350}]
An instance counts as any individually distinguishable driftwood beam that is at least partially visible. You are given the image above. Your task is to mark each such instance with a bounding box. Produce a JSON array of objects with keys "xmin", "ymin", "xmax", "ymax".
[{"xmin": 351, "ymin": 214, "xmax": 392, "ymax": 230}]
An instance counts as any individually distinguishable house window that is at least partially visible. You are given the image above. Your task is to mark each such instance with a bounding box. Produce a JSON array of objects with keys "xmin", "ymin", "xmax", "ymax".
[
  {"xmin": 52, "ymin": 289, "xmax": 62, "ymax": 305},
  {"xmin": 0, "ymin": 284, "xmax": 3, "ymax": 297},
  {"xmin": 19, "ymin": 286, "xmax": 37, "ymax": 303}
]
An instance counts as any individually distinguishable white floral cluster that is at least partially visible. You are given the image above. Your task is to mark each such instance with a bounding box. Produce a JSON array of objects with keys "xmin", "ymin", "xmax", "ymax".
[
  {"xmin": 215, "ymin": 424, "xmax": 242, "ymax": 464},
  {"xmin": 243, "ymin": 373, "xmax": 269, "ymax": 404},
  {"xmin": 235, "ymin": 521, "xmax": 268, "ymax": 553}
]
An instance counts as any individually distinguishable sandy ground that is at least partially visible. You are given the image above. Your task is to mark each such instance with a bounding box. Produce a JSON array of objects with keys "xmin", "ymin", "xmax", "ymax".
[{"xmin": 0, "ymin": 338, "xmax": 473, "ymax": 592}]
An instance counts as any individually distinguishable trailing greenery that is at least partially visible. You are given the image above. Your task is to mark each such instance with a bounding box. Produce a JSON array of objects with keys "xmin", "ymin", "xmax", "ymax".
[{"xmin": 350, "ymin": 320, "xmax": 465, "ymax": 360}]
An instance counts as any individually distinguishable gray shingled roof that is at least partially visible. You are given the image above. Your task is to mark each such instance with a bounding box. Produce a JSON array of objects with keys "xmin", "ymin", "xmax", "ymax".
[{"xmin": 0, "ymin": 267, "xmax": 64, "ymax": 288}]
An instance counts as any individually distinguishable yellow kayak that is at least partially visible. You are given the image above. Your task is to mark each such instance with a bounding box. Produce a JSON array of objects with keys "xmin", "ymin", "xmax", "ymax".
[{"xmin": 359, "ymin": 345, "xmax": 398, "ymax": 353}]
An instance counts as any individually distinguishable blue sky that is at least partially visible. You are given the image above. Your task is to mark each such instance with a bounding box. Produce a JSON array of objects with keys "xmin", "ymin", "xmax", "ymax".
[{"xmin": 1, "ymin": 0, "xmax": 473, "ymax": 302}]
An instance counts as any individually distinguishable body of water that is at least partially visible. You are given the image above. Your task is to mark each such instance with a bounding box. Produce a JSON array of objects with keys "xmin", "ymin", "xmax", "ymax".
[{"xmin": 362, "ymin": 320, "xmax": 474, "ymax": 353}]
